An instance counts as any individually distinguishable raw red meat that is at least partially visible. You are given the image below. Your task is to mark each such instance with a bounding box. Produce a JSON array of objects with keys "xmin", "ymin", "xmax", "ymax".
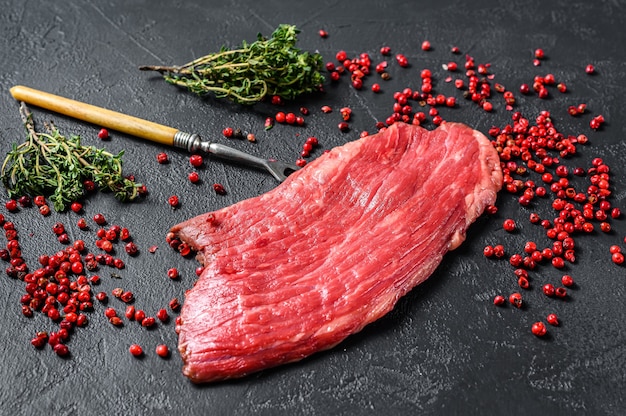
[{"xmin": 171, "ymin": 122, "xmax": 502, "ymax": 383}]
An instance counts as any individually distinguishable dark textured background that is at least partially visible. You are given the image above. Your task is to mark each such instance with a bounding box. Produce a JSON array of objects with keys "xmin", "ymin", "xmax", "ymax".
[{"xmin": 1, "ymin": 1, "xmax": 625, "ymax": 415}]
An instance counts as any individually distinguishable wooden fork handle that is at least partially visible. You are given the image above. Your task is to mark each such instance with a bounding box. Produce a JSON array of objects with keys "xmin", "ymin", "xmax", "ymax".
[{"xmin": 10, "ymin": 85, "xmax": 178, "ymax": 147}]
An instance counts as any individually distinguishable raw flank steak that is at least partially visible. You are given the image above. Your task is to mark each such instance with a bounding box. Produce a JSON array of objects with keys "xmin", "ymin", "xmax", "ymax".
[{"xmin": 171, "ymin": 122, "xmax": 503, "ymax": 383}]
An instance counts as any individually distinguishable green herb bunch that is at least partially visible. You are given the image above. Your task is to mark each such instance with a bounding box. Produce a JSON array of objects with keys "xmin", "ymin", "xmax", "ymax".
[
  {"xmin": 139, "ymin": 24, "xmax": 324, "ymax": 104},
  {"xmin": 1, "ymin": 103, "xmax": 142, "ymax": 212}
]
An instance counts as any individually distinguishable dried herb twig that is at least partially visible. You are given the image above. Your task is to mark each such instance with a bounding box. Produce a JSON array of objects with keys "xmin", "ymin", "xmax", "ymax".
[
  {"xmin": 139, "ymin": 24, "xmax": 324, "ymax": 104},
  {"xmin": 1, "ymin": 103, "xmax": 142, "ymax": 211}
]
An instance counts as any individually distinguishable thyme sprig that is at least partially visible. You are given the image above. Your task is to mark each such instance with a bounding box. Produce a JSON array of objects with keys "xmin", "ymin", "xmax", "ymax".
[
  {"xmin": 1, "ymin": 103, "xmax": 142, "ymax": 212},
  {"xmin": 139, "ymin": 24, "xmax": 324, "ymax": 105}
]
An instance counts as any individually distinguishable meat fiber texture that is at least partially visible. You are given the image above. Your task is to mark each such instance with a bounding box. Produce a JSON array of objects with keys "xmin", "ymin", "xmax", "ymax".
[{"xmin": 171, "ymin": 122, "xmax": 502, "ymax": 383}]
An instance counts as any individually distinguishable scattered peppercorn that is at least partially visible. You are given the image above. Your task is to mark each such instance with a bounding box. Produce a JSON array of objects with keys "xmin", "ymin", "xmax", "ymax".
[
  {"xmin": 70, "ymin": 202, "xmax": 83, "ymax": 213},
  {"xmin": 141, "ymin": 316, "xmax": 156, "ymax": 328},
  {"xmin": 493, "ymin": 295, "xmax": 505, "ymax": 306},
  {"xmin": 5, "ymin": 199, "xmax": 18, "ymax": 211},
  {"xmin": 531, "ymin": 321, "xmax": 547, "ymax": 337},
  {"xmin": 502, "ymin": 219, "xmax": 517, "ymax": 232},
  {"xmin": 134, "ymin": 309, "xmax": 146, "ymax": 323},
  {"xmin": 546, "ymin": 313, "xmax": 559, "ymax": 326},
  {"xmin": 275, "ymin": 112, "xmax": 286, "ymax": 123},
  {"xmin": 167, "ymin": 268, "xmax": 179, "ymax": 280},
  {"xmin": 188, "ymin": 172, "xmax": 200, "ymax": 184},
  {"xmin": 156, "ymin": 152, "xmax": 168, "ymax": 164},
  {"xmin": 222, "ymin": 127, "xmax": 234, "ymax": 138},
  {"xmin": 561, "ymin": 275, "xmax": 574, "ymax": 287},
  {"xmin": 129, "ymin": 344, "xmax": 143, "ymax": 357},
  {"xmin": 509, "ymin": 292, "xmax": 523, "ymax": 308},
  {"xmin": 285, "ymin": 112, "xmax": 297, "ymax": 124},
  {"xmin": 395, "ymin": 54, "xmax": 409, "ymax": 67},
  {"xmin": 93, "ymin": 213, "xmax": 106, "ymax": 225},
  {"xmin": 168, "ymin": 195, "xmax": 179, "ymax": 208},
  {"xmin": 156, "ymin": 308, "xmax": 169, "ymax": 322},
  {"xmin": 109, "ymin": 316, "xmax": 123, "ymax": 327},
  {"xmin": 213, "ymin": 183, "xmax": 226, "ymax": 195},
  {"xmin": 97, "ymin": 128, "xmax": 109, "ymax": 140},
  {"xmin": 169, "ymin": 298, "xmax": 181, "ymax": 311},
  {"xmin": 54, "ymin": 343, "xmax": 70, "ymax": 357},
  {"xmin": 189, "ymin": 154, "xmax": 203, "ymax": 167}
]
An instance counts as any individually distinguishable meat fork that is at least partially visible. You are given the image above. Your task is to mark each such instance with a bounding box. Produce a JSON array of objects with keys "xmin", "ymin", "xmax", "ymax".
[{"xmin": 9, "ymin": 85, "xmax": 299, "ymax": 182}]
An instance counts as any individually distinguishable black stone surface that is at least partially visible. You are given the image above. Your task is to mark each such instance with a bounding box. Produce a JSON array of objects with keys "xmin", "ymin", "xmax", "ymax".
[{"xmin": 0, "ymin": 1, "xmax": 624, "ymax": 415}]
